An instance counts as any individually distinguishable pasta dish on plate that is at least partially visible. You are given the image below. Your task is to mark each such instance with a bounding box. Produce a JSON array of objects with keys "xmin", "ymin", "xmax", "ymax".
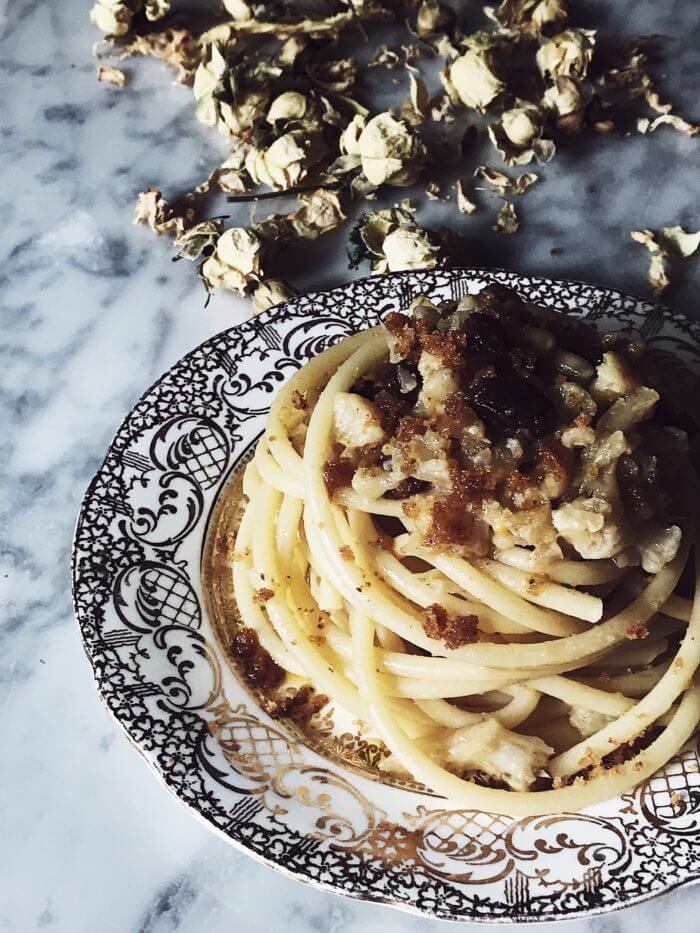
[{"xmin": 223, "ymin": 283, "xmax": 699, "ymax": 816}]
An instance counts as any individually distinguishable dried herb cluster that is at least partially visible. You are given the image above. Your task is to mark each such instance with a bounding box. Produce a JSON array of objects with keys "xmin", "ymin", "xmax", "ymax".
[{"xmin": 92, "ymin": 0, "xmax": 698, "ymax": 307}]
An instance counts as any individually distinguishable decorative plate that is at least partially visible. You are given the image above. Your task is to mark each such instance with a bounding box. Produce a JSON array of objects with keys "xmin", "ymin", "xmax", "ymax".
[{"xmin": 72, "ymin": 269, "xmax": 700, "ymax": 923}]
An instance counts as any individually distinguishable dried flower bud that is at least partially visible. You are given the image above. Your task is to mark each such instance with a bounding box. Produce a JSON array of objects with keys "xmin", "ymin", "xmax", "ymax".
[
  {"xmin": 134, "ymin": 187, "xmax": 194, "ymax": 236},
  {"xmin": 145, "ymin": 0, "xmax": 169, "ymax": 20},
  {"xmin": 266, "ymin": 91, "xmax": 309, "ymax": 124},
  {"xmin": 340, "ymin": 113, "xmax": 366, "ymax": 157},
  {"xmin": 291, "ymin": 188, "xmax": 347, "ymax": 239},
  {"xmin": 416, "ymin": 1, "xmax": 453, "ymax": 38},
  {"xmin": 381, "ymin": 226, "xmax": 442, "ymax": 272},
  {"xmin": 542, "ymin": 76, "xmax": 588, "ymax": 133},
  {"xmin": 174, "ymin": 220, "xmax": 224, "ymax": 261},
  {"xmin": 201, "ymin": 227, "xmax": 265, "ymax": 295},
  {"xmin": 194, "ymin": 44, "xmax": 276, "ymax": 136},
  {"xmin": 122, "ymin": 29, "xmax": 201, "ymax": 85},
  {"xmin": 307, "ymin": 58, "xmax": 357, "ymax": 93},
  {"xmin": 252, "ymin": 278, "xmax": 296, "ymax": 313},
  {"xmin": 222, "ymin": 0, "xmax": 253, "ymax": 19},
  {"xmin": 347, "ymin": 208, "xmax": 445, "ymax": 273},
  {"xmin": 492, "ymin": 0, "xmax": 568, "ymax": 36},
  {"xmin": 502, "ymin": 104, "xmax": 543, "ymax": 147},
  {"xmin": 245, "ymin": 130, "xmax": 326, "ymax": 190},
  {"xmin": 357, "ymin": 112, "xmax": 427, "ymax": 187},
  {"xmin": 220, "ymin": 88, "xmax": 271, "ymax": 135},
  {"xmin": 254, "ymin": 187, "xmax": 347, "ymax": 248},
  {"xmin": 536, "ymin": 28, "xmax": 596, "ymax": 81},
  {"xmin": 445, "ymin": 49, "xmax": 505, "ymax": 113},
  {"xmin": 631, "ymin": 227, "xmax": 700, "ymax": 294},
  {"xmin": 488, "ymin": 102, "xmax": 554, "ymax": 165},
  {"xmin": 213, "ymin": 144, "xmax": 253, "ymax": 194},
  {"xmin": 90, "ymin": 0, "xmax": 139, "ymax": 37},
  {"xmin": 493, "ymin": 201, "xmax": 519, "ymax": 235}
]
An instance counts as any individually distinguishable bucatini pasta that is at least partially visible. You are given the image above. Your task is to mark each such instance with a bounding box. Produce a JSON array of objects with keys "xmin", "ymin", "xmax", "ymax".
[{"xmin": 222, "ymin": 283, "xmax": 699, "ymax": 816}]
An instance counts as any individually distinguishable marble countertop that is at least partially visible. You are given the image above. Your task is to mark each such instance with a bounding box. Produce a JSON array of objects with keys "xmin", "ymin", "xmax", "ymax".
[{"xmin": 2, "ymin": 0, "xmax": 700, "ymax": 930}]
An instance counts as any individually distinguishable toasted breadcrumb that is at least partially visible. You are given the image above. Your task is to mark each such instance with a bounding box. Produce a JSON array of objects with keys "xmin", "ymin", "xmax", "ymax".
[
  {"xmin": 291, "ymin": 389, "xmax": 308, "ymax": 410},
  {"xmin": 422, "ymin": 604, "xmax": 479, "ymax": 648},
  {"xmin": 253, "ymin": 587, "xmax": 274, "ymax": 603},
  {"xmin": 266, "ymin": 685, "xmax": 328, "ymax": 723}
]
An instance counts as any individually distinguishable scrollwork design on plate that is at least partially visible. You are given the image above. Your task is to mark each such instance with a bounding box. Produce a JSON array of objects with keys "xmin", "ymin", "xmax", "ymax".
[
  {"xmin": 281, "ymin": 317, "xmax": 366, "ymax": 362},
  {"xmin": 208, "ymin": 703, "xmax": 302, "ymax": 786},
  {"xmin": 638, "ymin": 742, "xmax": 700, "ymax": 832},
  {"xmin": 131, "ymin": 624, "xmax": 222, "ymax": 712},
  {"xmin": 122, "ymin": 470, "xmax": 203, "ymax": 546},
  {"xmin": 72, "ymin": 269, "xmax": 700, "ymax": 922},
  {"xmin": 114, "ymin": 560, "xmax": 201, "ymax": 633},
  {"xmin": 150, "ymin": 415, "xmax": 230, "ymax": 490},
  {"xmin": 398, "ymin": 807, "xmax": 515, "ymax": 884},
  {"xmin": 503, "ymin": 814, "xmax": 630, "ymax": 886},
  {"xmin": 271, "ymin": 765, "xmax": 386, "ymax": 845},
  {"xmin": 215, "ymin": 347, "xmax": 296, "ymax": 422}
]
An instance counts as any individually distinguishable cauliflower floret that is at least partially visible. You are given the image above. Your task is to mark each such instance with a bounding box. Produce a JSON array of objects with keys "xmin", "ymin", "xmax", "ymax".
[
  {"xmin": 552, "ymin": 496, "xmax": 629, "ymax": 559},
  {"xmin": 569, "ymin": 707, "xmax": 612, "ymax": 738},
  {"xmin": 446, "ymin": 720, "xmax": 553, "ymax": 792},
  {"xmin": 351, "ymin": 465, "xmax": 402, "ymax": 499},
  {"xmin": 333, "ymin": 392, "xmax": 386, "ymax": 449},
  {"xmin": 485, "ymin": 501, "xmax": 561, "ymax": 562},
  {"xmin": 413, "ymin": 457, "xmax": 452, "ymax": 491},
  {"xmin": 588, "ymin": 430, "xmax": 631, "ymax": 468},
  {"xmin": 504, "ymin": 437, "xmax": 524, "ymax": 459},
  {"xmin": 636, "ymin": 524, "xmax": 682, "ymax": 574},
  {"xmin": 417, "ymin": 351, "xmax": 459, "ymax": 416},
  {"xmin": 560, "ymin": 421, "xmax": 596, "ymax": 449},
  {"xmin": 578, "ymin": 430, "xmax": 632, "ymax": 498},
  {"xmin": 590, "ymin": 352, "xmax": 640, "ymax": 403},
  {"xmin": 390, "ymin": 425, "xmax": 451, "ymax": 475}
]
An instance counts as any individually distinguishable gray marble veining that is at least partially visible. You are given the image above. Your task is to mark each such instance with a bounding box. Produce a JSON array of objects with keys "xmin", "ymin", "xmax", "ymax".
[{"xmin": 1, "ymin": 0, "xmax": 699, "ymax": 930}]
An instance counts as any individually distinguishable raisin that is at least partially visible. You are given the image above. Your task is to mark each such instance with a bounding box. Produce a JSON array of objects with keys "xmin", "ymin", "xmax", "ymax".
[
  {"xmin": 323, "ymin": 460, "xmax": 354, "ymax": 495},
  {"xmin": 383, "ymin": 477, "xmax": 432, "ymax": 499},
  {"xmin": 617, "ymin": 455, "xmax": 659, "ymax": 523},
  {"xmin": 373, "ymin": 389, "xmax": 410, "ymax": 432},
  {"xmin": 506, "ymin": 345, "xmax": 537, "ymax": 378},
  {"xmin": 549, "ymin": 318, "xmax": 603, "ymax": 366},
  {"xmin": 463, "ymin": 312, "xmax": 508, "ymax": 361},
  {"xmin": 470, "ymin": 371, "xmax": 557, "ymax": 440},
  {"xmin": 352, "ymin": 364, "xmax": 419, "ymax": 425},
  {"xmin": 474, "ymin": 284, "xmax": 528, "ymax": 324}
]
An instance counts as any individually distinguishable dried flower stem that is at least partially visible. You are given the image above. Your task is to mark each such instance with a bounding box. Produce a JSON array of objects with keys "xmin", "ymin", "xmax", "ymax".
[{"xmin": 226, "ymin": 181, "xmax": 343, "ymax": 204}]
